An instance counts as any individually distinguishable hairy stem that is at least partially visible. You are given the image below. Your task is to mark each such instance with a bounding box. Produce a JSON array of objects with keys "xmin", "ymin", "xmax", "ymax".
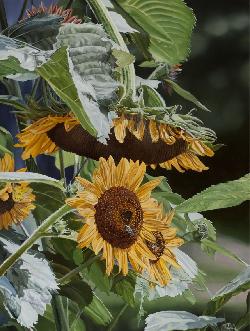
[
  {"xmin": 86, "ymin": 0, "xmax": 135, "ymax": 99},
  {"xmin": 0, "ymin": 204, "xmax": 71, "ymax": 276}
]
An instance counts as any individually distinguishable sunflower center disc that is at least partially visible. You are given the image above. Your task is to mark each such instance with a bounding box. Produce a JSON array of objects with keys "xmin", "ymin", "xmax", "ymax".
[
  {"xmin": 0, "ymin": 194, "xmax": 15, "ymax": 215},
  {"xmin": 146, "ymin": 232, "xmax": 165, "ymax": 263},
  {"xmin": 94, "ymin": 187, "xmax": 143, "ymax": 249}
]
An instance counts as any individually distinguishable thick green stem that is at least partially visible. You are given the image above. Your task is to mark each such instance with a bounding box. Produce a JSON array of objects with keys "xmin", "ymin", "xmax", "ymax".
[
  {"xmin": 0, "ymin": 204, "xmax": 71, "ymax": 276},
  {"xmin": 86, "ymin": 0, "xmax": 136, "ymax": 99},
  {"xmin": 59, "ymin": 149, "xmax": 67, "ymax": 188}
]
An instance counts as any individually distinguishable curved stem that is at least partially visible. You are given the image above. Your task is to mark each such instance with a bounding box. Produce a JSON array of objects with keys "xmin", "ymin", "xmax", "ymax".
[
  {"xmin": 86, "ymin": 0, "xmax": 136, "ymax": 99},
  {"xmin": 0, "ymin": 204, "xmax": 71, "ymax": 276}
]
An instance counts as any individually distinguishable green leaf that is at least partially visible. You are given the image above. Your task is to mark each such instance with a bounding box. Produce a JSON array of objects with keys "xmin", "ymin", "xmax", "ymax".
[
  {"xmin": 60, "ymin": 280, "xmax": 93, "ymax": 307},
  {"xmin": 87, "ymin": 261, "xmax": 112, "ymax": 293},
  {"xmin": 145, "ymin": 311, "xmax": 224, "ymax": 331},
  {"xmin": 83, "ymin": 295, "xmax": 113, "ymax": 326},
  {"xmin": 0, "ymin": 126, "xmax": 13, "ymax": 156},
  {"xmin": 165, "ymin": 79, "xmax": 209, "ymax": 111},
  {"xmin": 54, "ymin": 150, "xmax": 75, "ymax": 170},
  {"xmin": 36, "ymin": 47, "xmax": 97, "ymax": 138},
  {"xmin": 141, "ymin": 85, "xmax": 165, "ymax": 107},
  {"xmin": 0, "ymin": 95, "xmax": 28, "ymax": 112},
  {"xmin": 116, "ymin": 0, "xmax": 196, "ymax": 64},
  {"xmin": 3, "ymin": 14, "xmax": 63, "ymax": 50},
  {"xmin": 31, "ymin": 183, "xmax": 66, "ymax": 223},
  {"xmin": 176, "ymin": 174, "xmax": 250, "ymax": 213},
  {"xmin": 201, "ymin": 239, "xmax": 247, "ymax": 266},
  {"xmin": 0, "ymin": 172, "xmax": 64, "ymax": 190},
  {"xmin": 112, "ymin": 49, "xmax": 135, "ymax": 68},
  {"xmin": 205, "ymin": 266, "xmax": 250, "ymax": 315},
  {"xmin": 114, "ymin": 277, "xmax": 136, "ymax": 307},
  {"xmin": 55, "ymin": 23, "xmax": 120, "ymax": 142}
]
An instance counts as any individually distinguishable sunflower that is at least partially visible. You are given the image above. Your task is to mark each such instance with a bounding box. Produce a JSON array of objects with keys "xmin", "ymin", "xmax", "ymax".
[
  {"xmin": 66, "ymin": 156, "xmax": 166, "ymax": 276},
  {"xmin": 113, "ymin": 113, "xmax": 214, "ymax": 172},
  {"xmin": 0, "ymin": 154, "xmax": 35, "ymax": 230},
  {"xmin": 15, "ymin": 114, "xmax": 79, "ymax": 160},
  {"xmin": 25, "ymin": 3, "xmax": 82, "ymax": 24},
  {"xmin": 145, "ymin": 210, "xmax": 184, "ymax": 286}
]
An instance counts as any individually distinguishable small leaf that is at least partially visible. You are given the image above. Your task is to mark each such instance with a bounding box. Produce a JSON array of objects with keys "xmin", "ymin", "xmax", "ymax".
[
  {"xmin": 0, "ymin": 95, "xmax": 27, "ymax": 112},
  {"xmin": 116, "ymin": 0, "xmax": 196, "ymax": 64},
  {"xmin": 83, "ymin": 295, "xmax": 113, "ymax": 326},
  {"xmin": 145, "ymin": 311, "xmax": 224, "ymax": 331},
  {"xmin": 165, "ymin": 79, "xmax": 209, "ymax": 111},
  {"xmin": 54, "ymin": 150, "xmax": 75, "ymax": 170},
  {"xmin": 205, "ymin": 266, "xmax": 250, "ymax": 315},
  {"xmin": 176, "ymin": 174, "xmax": 250, "ymax": 213},
  {"xmin": 0, "ymin": 172, "xmax": 64, "ymax": 190},
  {"xmin": 112, "ymin": 49, "xmax": 135, "ymax": 68}
]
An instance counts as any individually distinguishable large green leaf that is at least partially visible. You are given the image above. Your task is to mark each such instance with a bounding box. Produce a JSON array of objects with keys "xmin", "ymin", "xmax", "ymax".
[
  {"xmin": 205, "ymin": 266, "xmax": 250, "ymax": 315},
  {"xmin": 0, "ymin": 172, "xmax": 64, "ymax": 190},
  {"xmin": 115, "ymin": 0, "xmax": 196, "ymax": 64},
  {"xmin": 55, "ymin": 23, "xmax": 119, "ymax": 142},
  {"xmin": 36, "ymin": 47, "xmax": 97, "ymax": 137},
  {"xmin": 176, "ymin": 174, "xmax": 250, "ymax": 213},
  {"xmin": 145, "ymin": 311, "xmax": 224, "ymax": 331}
]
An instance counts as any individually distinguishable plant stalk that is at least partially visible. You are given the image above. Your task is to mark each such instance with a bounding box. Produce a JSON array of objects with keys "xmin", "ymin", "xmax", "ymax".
[
  {"xmin": 0, "ymin": 0, "xmax": 8, "ymax": 30},
  {"xmin": 0, "ymin": 204, "xmax": 71, "ymax": 276},
  {"xmin": 86, "ymin": 0, "xmax": 136, "ymax": 99}
]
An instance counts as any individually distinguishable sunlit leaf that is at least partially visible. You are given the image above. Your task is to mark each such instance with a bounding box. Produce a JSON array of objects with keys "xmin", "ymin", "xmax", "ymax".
[
  {"xmin": 116, "ymin": 0, "xmax": 196, "ymax": 64},
  {"xmin": 176, "ymin": 174, "xmax": 250, "ymax": 213}
]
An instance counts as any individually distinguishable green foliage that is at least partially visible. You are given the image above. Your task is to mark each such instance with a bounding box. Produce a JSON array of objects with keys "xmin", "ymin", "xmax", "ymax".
[
  {"xmin": 0, "ymin": 126, "xmax": 13, "ymax": 156},
  {"xmin": 176, "ymin": 174, "xmax": 250, "ymax": 213},
  {"xmin": 36, "ymin": 47, "xmax": 97, "ymax": 137},
  {"xmin": 205, "ymin": 266, "xmax": 250, "ymax": 315},
  {"xmin": 83, "ymin": 295, "xmax": 113, "ymax": 326},
  {"xmin": 116, "ymin": 0, "xmax": 196, "ymax": 64},
  {"xmin": 60, "ymin": 280, "xmax": 93, "ymax": 307},
  {"xmin": 165, "ymin": 79, "xmax": 210, "ymax": 111}
]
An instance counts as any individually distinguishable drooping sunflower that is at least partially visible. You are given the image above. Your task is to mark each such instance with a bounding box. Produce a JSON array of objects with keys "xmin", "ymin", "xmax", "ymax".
[
  {"xmin": 112, "ymin": 113, "xmax": 214, "ymax": 172},
  {"xmin": 66, "ymin": 156, "xmax": 166, "ymax": 276},
  {"xmin": 144, "ymin": 210, "xmax": 184, "ymax": 286},
  {"xmin": 16, "ymin": 114, "xmax": 79, "ymax": 160},
  {"xmin": 0, "ymin": 154, "xmax": 35, "ymax": 230}
]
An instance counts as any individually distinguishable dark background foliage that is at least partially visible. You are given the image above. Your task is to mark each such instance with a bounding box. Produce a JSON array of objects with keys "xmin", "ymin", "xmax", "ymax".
[{"xmin": 0, "ymin": 0, "xmax": 249, "ymax": 330}]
